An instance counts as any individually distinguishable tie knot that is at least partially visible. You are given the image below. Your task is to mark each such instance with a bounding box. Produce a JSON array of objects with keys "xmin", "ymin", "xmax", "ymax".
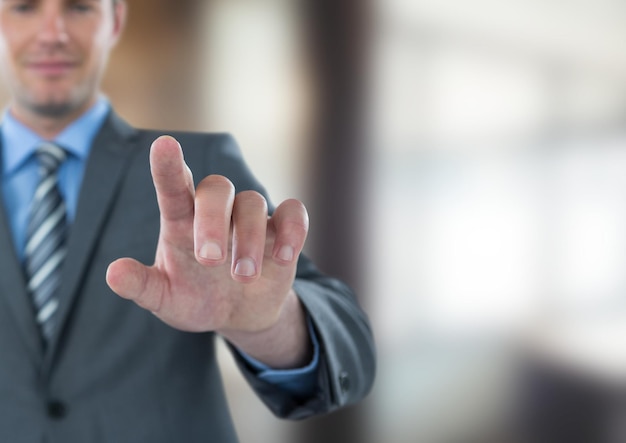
[{"xmin": 36, "ymin": 142, "xmax": 66, "ymax": 174}]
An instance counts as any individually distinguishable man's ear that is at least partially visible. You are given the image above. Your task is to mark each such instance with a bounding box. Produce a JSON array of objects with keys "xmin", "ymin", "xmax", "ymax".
[{"xmin": 111, "ymin": 0, "xmax": 127, "ymax": 44}]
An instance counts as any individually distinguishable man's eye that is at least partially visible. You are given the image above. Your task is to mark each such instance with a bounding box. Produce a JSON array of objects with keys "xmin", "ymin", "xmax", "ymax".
[
  {"xmin": 69, "ymin": 2, "xmax": 93, "ymax": 13},
  {"xmin": 10, "ymin": 2, "xmax": 35, "ymax": 13}
]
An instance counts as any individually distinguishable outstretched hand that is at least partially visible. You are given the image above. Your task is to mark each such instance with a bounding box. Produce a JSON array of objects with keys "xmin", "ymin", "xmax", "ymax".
[{"xmin": 106, "ymin": 135, "xmax": 312, "ymax": 367}]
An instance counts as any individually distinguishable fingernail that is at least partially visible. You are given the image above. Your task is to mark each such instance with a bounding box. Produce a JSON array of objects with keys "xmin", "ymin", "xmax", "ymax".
[
  {"xmin": 199, "ymin": 241, "xmax": 222, "ymax": 260},
  {"xmin": 234, "ymin": 258, "xmax": 256, "ymax": 277},
  {"xmin": 276, "ymin": 245, "xmax": 294, "ymax": 262}
]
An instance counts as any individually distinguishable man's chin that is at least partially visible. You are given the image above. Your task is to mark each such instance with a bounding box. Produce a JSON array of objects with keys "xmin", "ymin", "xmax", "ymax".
[{"xmin": 29, "ymin": 101, "xmax": 77, "ymax": 118}]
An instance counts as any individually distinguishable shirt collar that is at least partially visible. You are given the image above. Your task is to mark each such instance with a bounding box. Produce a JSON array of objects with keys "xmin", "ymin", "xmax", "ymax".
[{"xmin": 1, "ymin": 96, "xmax": 111, "ymax": 176}]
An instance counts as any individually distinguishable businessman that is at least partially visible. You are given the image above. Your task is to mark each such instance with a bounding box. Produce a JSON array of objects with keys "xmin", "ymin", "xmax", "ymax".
[{"xmin": 0, "ymin": 0, "xmax": 376, "ymax": 441}]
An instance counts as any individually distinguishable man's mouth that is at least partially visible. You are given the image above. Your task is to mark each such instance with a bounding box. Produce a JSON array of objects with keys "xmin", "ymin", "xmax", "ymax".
[{"xmin": 27, "ymin": 60, "xmax": 76, "ymax": 77}]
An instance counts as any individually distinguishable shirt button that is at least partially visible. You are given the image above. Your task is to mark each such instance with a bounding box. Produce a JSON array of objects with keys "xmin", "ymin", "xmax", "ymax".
[{"xmin": 47, "ymin": 400, "xmax": 67, "ymax": 420}]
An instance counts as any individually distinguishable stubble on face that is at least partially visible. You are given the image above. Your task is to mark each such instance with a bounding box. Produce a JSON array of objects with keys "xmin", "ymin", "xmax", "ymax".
[
  {"xmin": 20, "ymin": 90, "xmax": 86, "ymax": 119},
  {"xmin": 13, "ymin": 59, "xmax": 101, "ymax": 122},
  {"xmin": 0, "ymin": 0, "xmax": 124, "ymax": 136}
]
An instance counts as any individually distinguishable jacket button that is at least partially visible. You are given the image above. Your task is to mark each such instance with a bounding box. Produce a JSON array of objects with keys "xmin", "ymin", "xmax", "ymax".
[
  {"xmin": 338, "ymin": 371, "xmax": 350, "ymax": 394},
  {"xmin": 47, "ymin": 400, "xmax": 67, "ymax": 420}
]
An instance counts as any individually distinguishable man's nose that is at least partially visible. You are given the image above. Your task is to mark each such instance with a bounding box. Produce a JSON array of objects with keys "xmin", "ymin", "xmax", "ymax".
[{"xmin": 37, "ymin": 9, "xmax": 69, "ymax": 45}]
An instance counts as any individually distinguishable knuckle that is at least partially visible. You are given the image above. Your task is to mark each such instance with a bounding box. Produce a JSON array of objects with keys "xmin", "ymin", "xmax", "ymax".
[
  {"xmin": 195, "ymin": 176, "xmax": 235, "ymax": 215},
  {"xmin": 234, "ymin": 191, "xmax": 268, "ymax": 214},
  {"xmin": 276, "ymin": 199, "xmax": 309, "ymax": 232},
  {"xmin": 198, "ymin": 175, "xmax": 235, "ymax": 196},
  {"xmin": 279, "ymin": 219, "xmax": 308, "ymax": 242}
]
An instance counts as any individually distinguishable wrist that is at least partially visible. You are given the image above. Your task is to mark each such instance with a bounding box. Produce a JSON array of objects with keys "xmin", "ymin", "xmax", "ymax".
[{"xmin": 220, "ymin": 289, "xmax": 313, "ymax": 369}]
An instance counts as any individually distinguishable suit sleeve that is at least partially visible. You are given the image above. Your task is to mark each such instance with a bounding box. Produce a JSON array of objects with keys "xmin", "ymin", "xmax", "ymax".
[{"xmin": 197, "ymin": 133, "xmax": 377, "ymax": 419}]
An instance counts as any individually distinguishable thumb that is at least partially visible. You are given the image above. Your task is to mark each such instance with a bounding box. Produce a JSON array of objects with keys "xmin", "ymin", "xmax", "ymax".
[{"xmin": 106, "ymin": 258, "xmax": 164, "ymax": 313}]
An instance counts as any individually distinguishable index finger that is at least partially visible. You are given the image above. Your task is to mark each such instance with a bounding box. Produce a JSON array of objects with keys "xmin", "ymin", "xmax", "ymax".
[{"xmin": 150, "ymin": 135, "xmax": 195, "ymax": 224}]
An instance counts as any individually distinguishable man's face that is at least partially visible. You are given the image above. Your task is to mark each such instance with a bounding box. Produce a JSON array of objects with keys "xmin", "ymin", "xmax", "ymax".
[{"xmin": 0, "ymin": 0, "xmax": 125, "ymax": 120}]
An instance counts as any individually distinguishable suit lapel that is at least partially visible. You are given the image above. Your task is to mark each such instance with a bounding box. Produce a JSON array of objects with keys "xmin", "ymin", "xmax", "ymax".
[
  {"xmin": 0, "ymin": 173, "xmax": 44, "ymax": 366},
  {"xmin": 43, "ymin": 112, "xmax": 140, "ymax": 370}
]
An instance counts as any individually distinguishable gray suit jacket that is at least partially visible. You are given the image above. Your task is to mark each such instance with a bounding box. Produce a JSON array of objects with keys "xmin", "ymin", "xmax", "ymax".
[{"xmin": 0, "ymin": 112, "xmax": 376, "ymax": 442}]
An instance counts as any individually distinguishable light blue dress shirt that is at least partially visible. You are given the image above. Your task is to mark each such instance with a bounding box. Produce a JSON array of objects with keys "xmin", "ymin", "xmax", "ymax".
[
  {"xmin": 0, "ymin": 97, "xmax": 318, "ymax": 396},
  {"xmin": 2, "ymin": 97, "xmax": 108, "ymax": 260}
]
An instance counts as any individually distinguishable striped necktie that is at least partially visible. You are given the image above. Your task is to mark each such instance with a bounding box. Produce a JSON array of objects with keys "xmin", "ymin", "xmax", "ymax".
[{"xmin": 24, "ymin": 142, "xmax": 68, "ymax": 343}]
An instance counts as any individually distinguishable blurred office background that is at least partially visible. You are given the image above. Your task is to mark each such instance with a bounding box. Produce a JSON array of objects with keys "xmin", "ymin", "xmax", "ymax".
[
  {"xmin": 3, "ymin": 0, "xmax": 625, "ymax": 441},
  {"xmin": 105, "ymin": 1, "xmax": 626, "ymax": 442}
]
